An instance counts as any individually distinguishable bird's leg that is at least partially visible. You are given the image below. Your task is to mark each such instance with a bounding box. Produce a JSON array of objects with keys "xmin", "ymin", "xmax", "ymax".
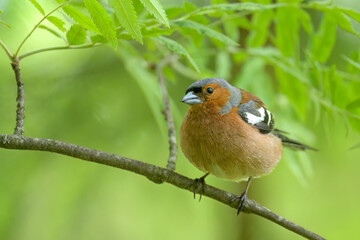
[
  {"xmin": 190, "ymin": 173, "xmax": 209, "ymax": 201},
  {"xmin": 231, "ymin": 177, "xmax": 253, "ymax": 215}
]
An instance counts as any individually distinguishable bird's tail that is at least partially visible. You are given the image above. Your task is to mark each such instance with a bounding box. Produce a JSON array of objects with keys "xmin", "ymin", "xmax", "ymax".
[{"xmin": 274, "ymin": 129, "xmax": 318, "ymax": 151}]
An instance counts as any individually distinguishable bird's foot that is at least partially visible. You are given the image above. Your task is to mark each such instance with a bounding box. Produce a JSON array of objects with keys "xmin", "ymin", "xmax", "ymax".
[
  {"xmin": 230, "ymin": 192, "xmax": 248, "ymax": 215},
  {"xmin": 190, "ymin": 174, "xmax": 208, "ymax": 201}
]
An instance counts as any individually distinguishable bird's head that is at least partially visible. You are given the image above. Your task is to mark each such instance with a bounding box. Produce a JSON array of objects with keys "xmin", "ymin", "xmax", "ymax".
[{"xmin": 181, "ymin": 78, "xmax": 242, "ymax": 114}]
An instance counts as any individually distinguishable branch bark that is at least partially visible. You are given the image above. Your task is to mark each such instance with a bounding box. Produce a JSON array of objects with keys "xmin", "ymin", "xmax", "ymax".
[
  {"xmin": 157, "ymin": 56, "xmax": 178, "ymax": 171},
  {"xmin": 11, "ymin": 59, "xmax": 25, "ymax": 136},
  {"xmin": 0, "ymin": 134, "xmax": 325, "ymax": 240}
]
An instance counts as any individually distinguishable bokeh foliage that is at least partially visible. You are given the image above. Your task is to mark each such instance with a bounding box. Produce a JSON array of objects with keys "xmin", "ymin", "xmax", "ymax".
[{"xmin": 0, "ymin": 0, "xmax": 360, "ymax": 239}]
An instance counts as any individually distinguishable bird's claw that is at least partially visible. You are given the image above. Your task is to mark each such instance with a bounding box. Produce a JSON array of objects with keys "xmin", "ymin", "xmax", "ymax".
[
  {"xmin": 230, "ymin": 192, "xmax": 248, "ymax": 215},
  {"xmin": 190, "ymin": 177, "xmax": 206, "ymax": 201}
]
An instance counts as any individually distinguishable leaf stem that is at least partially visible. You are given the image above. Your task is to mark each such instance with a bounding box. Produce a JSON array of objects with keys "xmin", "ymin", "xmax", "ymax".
[
  {"xmin": 0, "ymin": 39, "xmax": 13, "ymax": 60},
  {"xmin": 19, "ymin": 43, "xmax": 101, "ymax": 60},
  {"xmin": 14, "ymin": 1, "xmax": 70, "ymax": 58}
]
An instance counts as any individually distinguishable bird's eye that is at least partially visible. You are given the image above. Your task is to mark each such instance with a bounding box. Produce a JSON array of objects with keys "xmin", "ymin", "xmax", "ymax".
[{"xmin": 206, "ymin": 87, "xmax": 214, "ymax": 94}]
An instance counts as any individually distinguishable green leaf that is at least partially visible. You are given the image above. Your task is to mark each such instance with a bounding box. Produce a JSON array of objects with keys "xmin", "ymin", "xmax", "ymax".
[
  {"xmin": 311, "ymin": 13, "xmax": 336, "ymax": 63},
  {"xmin": 179, "ymin": 28, "xmax": 204, "ymax": 48},
  {"xmin": 247, "ymin": 9, "xmax": 273, "ymax": 47},
  {"xmin": 340, "ymin": 8, "xmax": 360, "ymax": 23},
  {"xmin": 166, "ymin": 7, "xmax": 183, "ymax": 20},
  {"xmin": 346, "ymin": 98, "xmax": 360, "ymax": 132},
  {"xmin": 223, "ymin": 16, "xmax": 240, "ymax": 42},
  {"xmin": 298, "ymin": 9, "xmax": 313, "ymax": 34},
  {"xmin": 249, "ymin": 47, "xmax": 308, "ymax": 84},
  {"xmin": 275, "ymin": 7, "xmax": 299, "ymax": 57},
  {"xmin": 155, "ymin": 36, "xmax": 199, "ymax": 72},
  {"xmin": 183, "ymin": 1, "xmax": 196, "ymax": 13},
  {"xmin": 172, "ymin": 20, "xmax": 238, "ymax": 46},
  {"xmin": 39, "ymin": 25, "xmax": 62, "ymax": 39},
  {"xmin": 346, "ymin": 98, "xmax": 360, "ymax": 111},
  {"xmin": 47, "ymin": 16, "xmax": 66, "ymax": 32},
  {"xmin": 139, "ymin": 0, "xmax": 169, "ymax": 27},
  {"xmin": 233, "ymin": 57, "xmax": 274, "ymax": 105},
  {"xmin": 312, "ymin": 5, "xmax": 360, "ymax": 37},
  {"xmin": 343, "ymin": 56, "xmax": 360, "ymax": 71},
  {"xmin": 108, "ymin": 0, "xmax": 143, "ymax": 44},
  {"xmin": 117, "ymin": 32, "xmax": 133, "ymax": 40},
  {"xmin": 90, "ymin": 34, "xmax": 107, "ymax": 43},
  {"xmin": 62, "ymin": 5, "xmax": 99, "ymax": 33},
  {"xmin": 305, "ymin": 0, "xmax": 332, "ymax": 9},
  {"xmin": 142, "ymin": 28, "xmax": 174, "ymax": 38},
  {"xmin": 28, "ymin": 0, "xmax": 45, "ymax": 16},
  {"xmin": 84, "ymin": 0, "xmax": 118, "ymax": 48},
  {"xmin": 216, "ymin": 51, "xmax": 231, "ymax": 79},
  {"xmin": 247, "ymin": 47, "xmax": 281, "ymax": 58},
  {"xmin": 0, "ymin": 20, "xmax": 11, "ymax": 28},
  {"xmin": 66, "ymin": 24, "xmax": 87, "ymax": 45},
  {"xmin": 95, "ymin": 31, "xmax": 133, "ymax": 42},
  {"xmin": 327, "ymin": 8, "xmax": 359, "ymax": 36}
]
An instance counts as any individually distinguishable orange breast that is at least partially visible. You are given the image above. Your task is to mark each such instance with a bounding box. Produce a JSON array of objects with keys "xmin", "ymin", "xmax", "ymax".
[{"xmin": 180, "ymin": 107, "xmax": 282, "ymax": 182}]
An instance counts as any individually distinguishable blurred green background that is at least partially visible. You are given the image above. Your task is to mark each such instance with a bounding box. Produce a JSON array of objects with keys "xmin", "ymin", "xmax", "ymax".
[{"xmin": 1, "ymin": 0, "xmax": 360, "ymax": 239}]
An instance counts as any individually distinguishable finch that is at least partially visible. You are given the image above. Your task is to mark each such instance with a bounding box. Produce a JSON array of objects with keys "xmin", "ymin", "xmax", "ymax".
[{"xmin": 180, "ymin": 78, "xmax": 316, "ymax": 213}]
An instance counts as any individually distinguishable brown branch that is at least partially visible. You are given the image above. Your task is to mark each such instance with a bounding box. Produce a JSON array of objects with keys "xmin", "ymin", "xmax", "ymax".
[
  {"xmin": 157, "ymin": 56, "xmax": 178, "ymax": 171},
  {"xmin": 0, "ymin": 134, "xmax": 326, "ymax": 240},
  {"xmin": 11, "ymin": 59, "xmax": 25, "ymax": 136}
]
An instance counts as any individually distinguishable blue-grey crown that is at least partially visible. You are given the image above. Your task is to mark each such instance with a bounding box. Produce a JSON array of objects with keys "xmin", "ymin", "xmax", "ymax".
[{"xmin": 185, "ymin": 78, "xmax": 242, "ymax": 114}]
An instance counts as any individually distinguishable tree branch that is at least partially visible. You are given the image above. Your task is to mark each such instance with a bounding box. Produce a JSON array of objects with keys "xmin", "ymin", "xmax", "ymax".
[
  {"xmin": 157, "ymin": 56, "xmax": 178, "ymax": 171},
  {"xmin": 11, "ymin": 60, "xmax": 25, "ymax": 136},
  {"xmin": 0, "ymin": 134, "xmax": 325, "ymax": 240}
]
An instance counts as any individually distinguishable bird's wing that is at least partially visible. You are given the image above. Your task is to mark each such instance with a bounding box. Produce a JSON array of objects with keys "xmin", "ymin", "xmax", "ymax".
[
  {"xmin": 237, "ymin": 89, "xmax": 317, "ymax": 150},
  {"xmin": 237, "ymin": 89, "xmax": 274, "ymax": 134}
]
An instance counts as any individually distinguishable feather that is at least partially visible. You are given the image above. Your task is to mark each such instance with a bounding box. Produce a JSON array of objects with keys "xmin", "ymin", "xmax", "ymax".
[
  {"xmin": 237, "ymin": 100, "xmax": 274, "ymax": 134},
  {"xmin": 274, "ymin": 129, "xmax": 318, "ymax": 151}
]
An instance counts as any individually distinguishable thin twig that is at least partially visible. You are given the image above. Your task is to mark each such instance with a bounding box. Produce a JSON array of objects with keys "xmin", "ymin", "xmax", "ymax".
[
  {"xmin": 0, "ymin": 134, "xmax": 326, "ymax": 240},
  {"xmin": 157, "ymin": 56, "xmax": 178, "ymax": 171},
  {"xmin": 13, "ymin": 1, "xmax": 70, "ymax": 58},
  {"xmin": 19, "ymin": 43, "xmax": 102, "ymax": 60},
  {"xmin": 11, "ymin": 60, "xmax": 25, "ymax": 136},
  {"xmin": 0, "ymin": 39, "xmax": 13, "ymax": 60}
]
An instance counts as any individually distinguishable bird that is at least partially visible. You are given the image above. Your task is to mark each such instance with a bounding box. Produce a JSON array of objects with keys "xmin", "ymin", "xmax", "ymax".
[{"xmin": 179, "ymin": 78, "xmax": 316, "ymax": 214}]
